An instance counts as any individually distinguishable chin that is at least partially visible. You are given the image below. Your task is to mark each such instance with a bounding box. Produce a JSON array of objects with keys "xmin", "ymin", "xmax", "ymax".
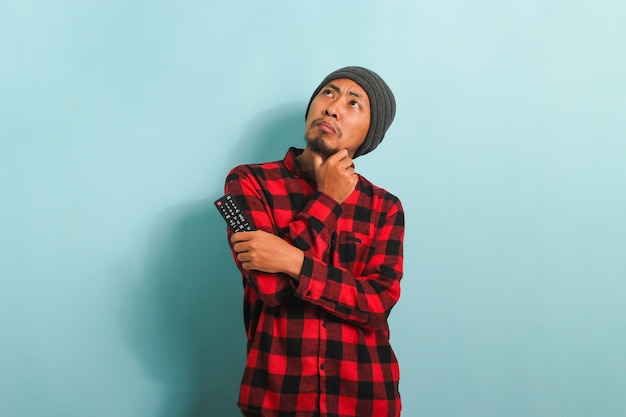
[{"xmin": 306, "ymin": 136, "xmax": 336, "ymax": 159}]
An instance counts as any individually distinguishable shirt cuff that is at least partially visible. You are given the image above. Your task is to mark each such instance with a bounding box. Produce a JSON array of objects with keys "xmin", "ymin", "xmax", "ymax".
[
  {"xmin": 294, "ymin": 255, "xmax": 326, "ymax": 301},
  {"xmin": 307, "ymin": 191, "xmax": 342, "ymax": 229}
]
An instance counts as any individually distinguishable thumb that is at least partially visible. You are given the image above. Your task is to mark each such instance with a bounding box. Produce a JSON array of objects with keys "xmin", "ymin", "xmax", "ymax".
[{"xmin": 312, "ymin": 151, "xmax": 324, "ymax": 171}]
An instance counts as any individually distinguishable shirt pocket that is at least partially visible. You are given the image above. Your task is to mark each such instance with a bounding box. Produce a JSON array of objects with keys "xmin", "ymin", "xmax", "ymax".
[{"xmin": 336, "ymin": 231, "xmax": 374, "ymax": 275}]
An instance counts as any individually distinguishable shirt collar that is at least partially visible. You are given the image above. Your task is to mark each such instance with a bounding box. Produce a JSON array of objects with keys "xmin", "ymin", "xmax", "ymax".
[{"xmin": 284, "ymin": 147, "xmax": 308, "ymax": 179}]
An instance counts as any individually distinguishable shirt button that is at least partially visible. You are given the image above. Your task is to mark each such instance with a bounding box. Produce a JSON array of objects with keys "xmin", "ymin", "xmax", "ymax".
[
  {"xmin": 323, "ymin": 322, "xmax": 328, "ymax": 328},
  {"xmin": 320, "ymin": 363, "xmax": 325, "ymax": 371},
  {"xmin": 306, "ymin": 290, "xmax": 311, "ymax": 296}
]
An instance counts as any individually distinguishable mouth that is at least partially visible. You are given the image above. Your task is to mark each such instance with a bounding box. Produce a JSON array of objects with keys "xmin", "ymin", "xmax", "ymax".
[{"xmin": 314, "ymin": 119, "xmax": 337, "ymax": 134}]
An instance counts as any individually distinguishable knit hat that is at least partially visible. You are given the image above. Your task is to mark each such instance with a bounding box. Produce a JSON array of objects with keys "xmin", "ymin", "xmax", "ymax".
[{"xmin": 305, "ymin": 66, "xmax": 396, "ymax": 158}]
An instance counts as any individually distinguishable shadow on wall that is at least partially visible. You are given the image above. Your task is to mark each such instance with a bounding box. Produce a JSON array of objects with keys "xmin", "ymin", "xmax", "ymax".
[
  {"xmin": 229, "ymin": 102, "xmax": 306, "ymax": 165},
  {"xmin": 122, "ymin": 103, "xmax": 305, "ymax": 417}
]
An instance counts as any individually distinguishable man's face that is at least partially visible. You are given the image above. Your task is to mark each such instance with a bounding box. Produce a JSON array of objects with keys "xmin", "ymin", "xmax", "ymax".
[{"xmin": 304, "ymin": 78, "xmax": 371, "ymax": 158}]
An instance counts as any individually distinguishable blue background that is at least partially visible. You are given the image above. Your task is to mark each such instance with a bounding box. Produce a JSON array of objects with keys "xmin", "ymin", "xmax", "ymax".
[{"xmin": 1, "ymin": 1, "xmax": 625, "ymax": 416}]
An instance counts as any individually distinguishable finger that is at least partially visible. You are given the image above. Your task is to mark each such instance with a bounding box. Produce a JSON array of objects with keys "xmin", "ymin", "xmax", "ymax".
[
  {"xmin": 230, "ymin": 232, "xmax": 246, "ymax": 244},
  {"xmin": 328, "ymin": 149, "xmax": 349, "ymax": 163},
  {"xmin": 339, "ymin": 152, "xmax": 354, "ymax": 169},
  {"xmin": 231, "ymin": 231, "xmax": 253, "ymax": 244},
  {"xmin": 233, "ymin": 241, "xmax": 248, "ymax": 253},
  {"xmin": 240, "ymin": 260, "xmax": 252, "ymax": 270},
  {"xmin": 341, "ymin": 160, "xmax": 354, "ymax": 172},
  {"xmin": 337, "ymin": 149, "xmax": 350, "ymax": 161}
]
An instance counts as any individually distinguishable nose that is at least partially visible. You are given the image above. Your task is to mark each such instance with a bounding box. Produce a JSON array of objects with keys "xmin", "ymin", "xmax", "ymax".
[{"xmin": 324, "ymin": 101, "xmax": 339, "ymax": 119}]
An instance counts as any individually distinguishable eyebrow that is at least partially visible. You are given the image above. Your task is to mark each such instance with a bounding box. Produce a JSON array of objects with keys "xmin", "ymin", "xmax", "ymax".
[{"xmin": 327, "ymin": 83, "xmax": 367, "ymax": 102}]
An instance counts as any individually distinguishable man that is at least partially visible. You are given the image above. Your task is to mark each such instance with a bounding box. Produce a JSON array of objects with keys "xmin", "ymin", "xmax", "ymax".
[{"xmin": 224, "ymin": 66, "xmax": 404, "ymax": 417}]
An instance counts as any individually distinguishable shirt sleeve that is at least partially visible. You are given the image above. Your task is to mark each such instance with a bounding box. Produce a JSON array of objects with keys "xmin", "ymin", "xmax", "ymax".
[
  {"xmin": 224, "ymin": 164, "xmax": 344, "ymax": 307},
  {"xmin": 294, "ymin": 197, "xmax": 405, "ymax": 331},
  {"xmin": 223, "ymin": 165, "xmax": 293, "ymax": 306}
]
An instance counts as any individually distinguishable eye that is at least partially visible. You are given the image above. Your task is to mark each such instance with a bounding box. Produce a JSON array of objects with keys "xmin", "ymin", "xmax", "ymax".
[
  {"xmin": 323, "ymin": 89, "xmax": 334, "ymax": 98},
  {"xmin": 350, "ymin": 100, "xmax": 361, "ymax": 109}
]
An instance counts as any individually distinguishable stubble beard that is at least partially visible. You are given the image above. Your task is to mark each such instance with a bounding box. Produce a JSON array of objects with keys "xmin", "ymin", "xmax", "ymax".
[
  {"xmin": 304, "ymin": 134, "xmax": 336, "ymax": 159},
  {"xmin": 304, "ymin": 119, "xmax": 342, "ymax": 159}
]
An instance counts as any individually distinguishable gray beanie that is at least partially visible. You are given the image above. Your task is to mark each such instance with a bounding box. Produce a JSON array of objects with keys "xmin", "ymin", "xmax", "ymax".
[{"xmin": 305, "ymin": 66, "xmax": 396, "ymax": 158}]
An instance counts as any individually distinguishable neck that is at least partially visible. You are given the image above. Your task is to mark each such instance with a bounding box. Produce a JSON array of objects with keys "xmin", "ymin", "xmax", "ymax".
[{"xmin": 296, "ymin": 147, "xmax": 319, "ymax": 180}]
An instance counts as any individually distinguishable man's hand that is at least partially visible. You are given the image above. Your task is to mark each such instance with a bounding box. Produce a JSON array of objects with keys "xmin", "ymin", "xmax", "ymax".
[
  {"xmin": 312, "ymin": 149, "xmax": 358, "ymax": 204},
  {"xmin": 231, "ymin": 230, "xmax": 304, "ymax": 280}
]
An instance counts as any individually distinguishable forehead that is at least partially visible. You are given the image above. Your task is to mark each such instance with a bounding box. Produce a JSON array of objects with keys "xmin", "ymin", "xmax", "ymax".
[{"xmin": 322, "ymin": 78, "xmax": 370, "ymax": 104}]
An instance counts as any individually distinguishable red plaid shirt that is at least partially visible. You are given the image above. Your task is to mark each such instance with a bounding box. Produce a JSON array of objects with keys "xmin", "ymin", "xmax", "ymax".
[{"xmin": 224, "ymin": 148, "xmax": 404, "ymax": 417}]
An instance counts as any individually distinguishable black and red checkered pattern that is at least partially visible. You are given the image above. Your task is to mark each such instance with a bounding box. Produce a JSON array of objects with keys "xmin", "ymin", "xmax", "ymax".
[{"xmin": 224, "ymin": 148, "xmax": 404, "ymax": 417}]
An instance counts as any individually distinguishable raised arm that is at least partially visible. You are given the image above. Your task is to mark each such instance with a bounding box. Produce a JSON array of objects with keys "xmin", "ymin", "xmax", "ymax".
[
  {"xmin": 295, "ymin": 196, "xmax": 404, "ymax": 330},
  {"xmin": 224, "ymin": 164, "xmax": 344, "ymax": 306}
]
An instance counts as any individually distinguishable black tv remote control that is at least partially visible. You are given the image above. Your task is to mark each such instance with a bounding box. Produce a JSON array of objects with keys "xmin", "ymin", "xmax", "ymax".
[{"xmin": 214, "ymin": 193, "xmax": 255, "ymax": 232}]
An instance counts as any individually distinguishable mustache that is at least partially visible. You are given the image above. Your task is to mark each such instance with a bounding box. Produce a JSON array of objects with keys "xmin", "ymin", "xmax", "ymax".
[{"xmin": 311, "ymin": 118, "xmax": 341, "ymax": 137}]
